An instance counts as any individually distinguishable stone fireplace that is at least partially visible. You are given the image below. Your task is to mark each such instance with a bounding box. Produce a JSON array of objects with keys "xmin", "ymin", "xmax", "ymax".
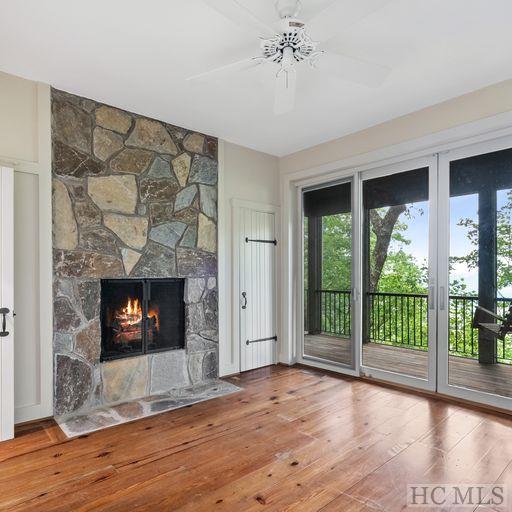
[{"xmin": 52, "ymin": 89, "xmax": 219, "ymax": 417}]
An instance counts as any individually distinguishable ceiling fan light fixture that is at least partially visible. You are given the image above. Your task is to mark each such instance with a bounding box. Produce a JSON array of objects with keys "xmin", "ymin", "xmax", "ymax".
[{"xmin": 260, "ymin": 26, "xmax": 319, "ymax": 65}]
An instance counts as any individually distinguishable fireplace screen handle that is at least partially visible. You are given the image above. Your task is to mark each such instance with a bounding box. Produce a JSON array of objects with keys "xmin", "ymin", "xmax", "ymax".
[
  {"xmin": 241, "ymin": 292, "xmax": 247, "ymax": 310},
  {"xmin": 0, "ymin": 307, "xmax": 9, "ymax": 337}
]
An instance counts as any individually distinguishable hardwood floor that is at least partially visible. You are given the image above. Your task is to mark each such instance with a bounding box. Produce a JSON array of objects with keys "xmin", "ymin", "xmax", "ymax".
[{"xmin": 1, "ymin": 365, "xmax": 512, "ymax": 511}]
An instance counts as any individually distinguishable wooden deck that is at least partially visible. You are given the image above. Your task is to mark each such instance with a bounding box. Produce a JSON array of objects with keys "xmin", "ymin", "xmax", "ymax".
[
  {"xmin": 305, "ymin": 333, "xmax": 512, "ymax": 398},
  {"xmin": 2, "ymin": 365, "xmax": 512, "ymax": 510}
]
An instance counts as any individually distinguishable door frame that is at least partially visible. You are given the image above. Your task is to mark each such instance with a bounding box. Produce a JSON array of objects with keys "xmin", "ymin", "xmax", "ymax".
[
  {"xmin": 437, "ymin": 134, "xmax": 512, "ymax": 410},
  {"xmin": 296, "ymin": 174, "xmax": 361, "ymax": 377},
  {"xmin": 0, "ymin": 82, "xmax": 53, "ymax": 424},
  {"xmin": 358, "ymin": 155, "xmax": 438, "ymax": 392},
  {"xmin": 232, "ymin": 199, "xmax": 280, "ymax": 373},
  {"xmin": 0, "ymin": 167, "xmax": 14, "ymax": 441}
]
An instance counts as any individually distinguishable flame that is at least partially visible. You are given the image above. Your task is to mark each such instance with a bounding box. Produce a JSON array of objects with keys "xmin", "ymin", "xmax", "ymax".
[
  {"xmin": 114, "ymin": 297, "xmax": 159, "ymax": 333},
  {"xmin": 148, "ymin": 306, "xmax": 160, "ymax": 332},
  {"xmin": 119, "ymin": 297, "xmax": 142, "ymax": 326}
]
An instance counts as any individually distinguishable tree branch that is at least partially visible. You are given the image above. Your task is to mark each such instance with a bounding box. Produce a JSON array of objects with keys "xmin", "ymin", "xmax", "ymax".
[{"xmin": 369, "ymin": 205, "xmax": 407, "ymax": 291}]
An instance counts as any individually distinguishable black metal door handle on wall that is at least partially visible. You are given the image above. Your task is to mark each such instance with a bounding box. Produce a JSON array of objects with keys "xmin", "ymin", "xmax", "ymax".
[
  {"xmin": 241, "ymin": 292, "xmax": 247, "ymax": 309},
  {"xmin": 246, "ymin": 335, "xmax": 277, "ymax": 345},
  {"xmin": 245, "ymin": 237, "xmax": 277, "ymax": 245},
  {"xmin": 0, "ymin": 307, "xmax": 10, "ymax": 337}
]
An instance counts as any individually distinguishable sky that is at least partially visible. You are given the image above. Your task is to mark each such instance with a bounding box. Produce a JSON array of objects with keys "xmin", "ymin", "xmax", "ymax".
[{"xmin": 388, "ymin": 189, "xmax": 512, "ymax": 298}]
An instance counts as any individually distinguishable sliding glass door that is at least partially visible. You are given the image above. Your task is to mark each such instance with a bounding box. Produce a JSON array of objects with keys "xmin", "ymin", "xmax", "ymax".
[
  {"xmin": 438, "ymin": 137, "xmax": 512, "ymax": 409},
  {"xmin": 301, "ymin": 179, "xmax": 356, "ymax": 369},
  {"xmin": 360, "ymin": 157, "xmax": 437, "ymax": 391},
  {"xmin": 298, "ymin": 136, "xmax": 512, "ymax": 410}
]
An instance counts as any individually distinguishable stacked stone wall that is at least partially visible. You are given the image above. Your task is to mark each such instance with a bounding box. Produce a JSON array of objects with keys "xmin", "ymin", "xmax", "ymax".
[{"xmin": 52, "ymin": 89, "xmax": 218, "ymax": 416}]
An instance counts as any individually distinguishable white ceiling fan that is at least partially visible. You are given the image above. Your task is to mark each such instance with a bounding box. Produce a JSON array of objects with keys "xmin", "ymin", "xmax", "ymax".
[{"xmin": 189, "ymin": 0, "xmax": 391, "ymax": 115}]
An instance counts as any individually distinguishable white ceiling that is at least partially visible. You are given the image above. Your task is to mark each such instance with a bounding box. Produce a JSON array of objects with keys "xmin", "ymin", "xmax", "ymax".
[{"xmin": 1, "ymin": 0, "xmax": 512, "ymax": 156}]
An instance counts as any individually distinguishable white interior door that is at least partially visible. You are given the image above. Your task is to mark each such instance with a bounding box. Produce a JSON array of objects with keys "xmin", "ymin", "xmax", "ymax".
[
  {"xmin": 0, "ymin": 167, "xmax": 14, "ymax": 441},
  {"xmin": 239, "ymin": 206, "xmax": 277, "ymax": 372}
]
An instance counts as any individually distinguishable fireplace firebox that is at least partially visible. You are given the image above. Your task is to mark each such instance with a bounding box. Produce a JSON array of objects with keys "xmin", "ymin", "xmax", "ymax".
[{"xmin": 100, "ymin": 278, "xmax": 185, "ymax": 361}]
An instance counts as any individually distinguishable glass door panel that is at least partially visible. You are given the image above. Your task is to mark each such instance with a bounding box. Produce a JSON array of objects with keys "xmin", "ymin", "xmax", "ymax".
[
  {"xmin": 361, "ymin": 161, "xmax": 437, "ymax": 389},
  {"xmin": 302, "ymin": 180, "xmax": 353, "ymax": 367},
  {"xmin": 444, "ymin": 146, "xmax": 512, "ymax": 401}
]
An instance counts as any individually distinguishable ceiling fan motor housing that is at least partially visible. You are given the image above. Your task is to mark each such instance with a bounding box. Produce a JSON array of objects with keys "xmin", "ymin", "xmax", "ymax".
[{"xmin": 261, "ymin": 18, "xmax": 317, "ymax": 64}]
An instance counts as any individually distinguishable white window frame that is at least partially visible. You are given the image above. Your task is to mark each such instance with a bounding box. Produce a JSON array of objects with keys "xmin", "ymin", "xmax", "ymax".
[
  {"xmin": 296, "ymin": 174, "xmax": 360, "ymax": 377},
  {"xmin": 358, "ymin": 155, "xmax": 438, "ymax": 392}
]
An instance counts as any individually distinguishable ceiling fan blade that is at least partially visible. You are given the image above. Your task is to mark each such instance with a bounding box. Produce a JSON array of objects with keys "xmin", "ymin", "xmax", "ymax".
[
  {"xmin": 274, "ymin": 68, "xmax": 296, "ymax": 115},
  {"xmin": 201, "ymin": 0, "xmax": 276, "ymax": 37},
  {"xmin": 316, "ymin": 51, "xmax": 389, "ymax": 87},
  {"xmin": 307, "ymin": 0, "xmax": 391, "ymax": 43},
  {"xmin": 187, "ymin": 56, "xmax": 260, "ymax": 82}
]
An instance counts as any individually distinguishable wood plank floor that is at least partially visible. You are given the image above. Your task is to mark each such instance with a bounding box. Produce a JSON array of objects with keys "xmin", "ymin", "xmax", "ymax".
[
  {"xmin": 305, "ymin": 333, "xmax": 512, "ymax": 397},
  {"xmin": 1, "ymin": 365, "xmax": 512, "ymax": 511}
]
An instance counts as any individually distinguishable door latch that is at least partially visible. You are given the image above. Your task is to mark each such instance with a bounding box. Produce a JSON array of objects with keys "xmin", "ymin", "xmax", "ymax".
[
  {"xmin": 241, "ymin": 292, "xmax": 247, "ymax": 309},
  {"xmin": 0, "ymin": 307, "xmax": 10, "ymax": 337}
]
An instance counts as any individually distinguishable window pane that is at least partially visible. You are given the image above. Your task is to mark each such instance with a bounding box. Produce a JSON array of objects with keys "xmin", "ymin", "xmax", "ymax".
[
  {"xmin": 448, "ymin": 148, "xmax": 512, "ymax": 397},
  {"xmin": 362, "ymin": 168, "xmax": 430, "ymax": 380},
  {"xmin": 303, "ymin": 182, "xmax": 353, "ymax": 366}
]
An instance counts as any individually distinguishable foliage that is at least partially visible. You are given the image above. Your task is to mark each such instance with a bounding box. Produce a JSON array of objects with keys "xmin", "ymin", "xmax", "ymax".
[
  {"xmin": 321, "ymin": 213, "xmax": 351, "ymax": 290},
  {"xmin": 451, "ymin": 189, "xmax": 512, "ymax": 292},
  {"xmin": 319, "ymin": 206, "xmax": 429, "ymax": 292}
]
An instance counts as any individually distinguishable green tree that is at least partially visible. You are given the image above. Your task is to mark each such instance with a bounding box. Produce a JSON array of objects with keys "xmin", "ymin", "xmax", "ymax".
[
  {"xmin": 369, "ymin": 205, "xmax": 428, "ymax": 294},
  {"xmin": 451, "ymin": 189, "xmax": 512, "ymax": 292},
  {"xmin": 317, "ymin": 205, "xmax": 429, "ymax": 293},
  {"xmin": 321, "ymin": 213, "xmax": 352, "ymax": 290}
]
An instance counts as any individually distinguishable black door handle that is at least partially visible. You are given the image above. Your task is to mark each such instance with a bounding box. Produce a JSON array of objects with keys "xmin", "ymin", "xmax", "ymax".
[
  {"xmin": 241, "ymin": 292, "xmax": 247, "ymax": 310},
  {"xmin": 0, "ymin": 307, "xmax": 9, "ymax": 337}
]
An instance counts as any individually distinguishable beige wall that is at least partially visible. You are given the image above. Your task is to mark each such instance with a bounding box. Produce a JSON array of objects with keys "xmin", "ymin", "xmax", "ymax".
[
  {"xmin": 223, "ymin": 142, "xmax": 280, "ymax": 206},
  {"xmin": 279, "ymin": 79, "xmax": 512, "ymax": 174},
  {"xmin": 0, "ymin": 72, "xmax": 41, "ymax": 164},
  {"xmin": 0, "ymin": 71, "xmax": 53, "ymax": 423},
  {"xmin": 218, "ymin": 141, "xmax": 279, "ymax": 376}
]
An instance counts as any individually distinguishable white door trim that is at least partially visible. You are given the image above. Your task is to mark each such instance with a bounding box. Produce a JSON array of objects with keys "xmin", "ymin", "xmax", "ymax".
[
  {"xmin": 0, "ymin": 167, "xmax": 14, "ymax": 441},
  {"xmin": 437, "ymin": 134, "xmax": 512, "ymax": 411},
  {"xmin": 1, "ymin": 83, "xmax": 53, "ymax": 423},
  {"xmin": 232, "ymin": 199, "xmax": 280, "ymax": 374}
]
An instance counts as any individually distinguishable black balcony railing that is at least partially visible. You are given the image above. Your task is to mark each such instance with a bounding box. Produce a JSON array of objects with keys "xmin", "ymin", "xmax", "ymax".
[
  {"xmin": 319, "ymin": 290, "xmax": 352, "ymax": 337},
  {"xmin": 305, "ymin": 289, "xmax": 512, "ymax": 364},
  {"xmin": 368, "ymin": 291, "xmax": 428, "ymax": 349}
]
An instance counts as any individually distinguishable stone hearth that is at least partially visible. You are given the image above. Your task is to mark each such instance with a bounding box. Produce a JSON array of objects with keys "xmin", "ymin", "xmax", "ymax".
[
  {"xmin": 52, "ymin": 89, "xmax": 219, "ymax": 417},
  {"xmin": 57, "ymin": 380, "xmax": 241, "ymax": 438}
]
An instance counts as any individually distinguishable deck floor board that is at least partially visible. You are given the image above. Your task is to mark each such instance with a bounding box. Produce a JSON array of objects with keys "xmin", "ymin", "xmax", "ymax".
[{"xmin": 305, "ymin": 333, "xmax": 512, "ymax": 397}]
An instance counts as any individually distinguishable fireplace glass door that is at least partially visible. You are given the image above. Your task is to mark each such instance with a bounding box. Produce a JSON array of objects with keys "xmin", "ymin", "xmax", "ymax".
[
  {"xmin": 101, "ymin": 279, "xmax": 144, "ymax": 359},
  {"xmin": 147, "ymin": 279, "xmax": 185, "ymax": 353},
  {"xmin": 100, "ymin": 278, "xmax": 185, "ymax": 361}
]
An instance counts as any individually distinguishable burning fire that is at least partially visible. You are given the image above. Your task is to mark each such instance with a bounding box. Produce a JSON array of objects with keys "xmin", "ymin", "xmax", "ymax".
[
  {"xmin": 113, "ymin": 297, "xmax": 160, "ymax": 344},
  {"xmin": 119, "ymin": 297, "xmax": 142, "ymax": 326}
]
